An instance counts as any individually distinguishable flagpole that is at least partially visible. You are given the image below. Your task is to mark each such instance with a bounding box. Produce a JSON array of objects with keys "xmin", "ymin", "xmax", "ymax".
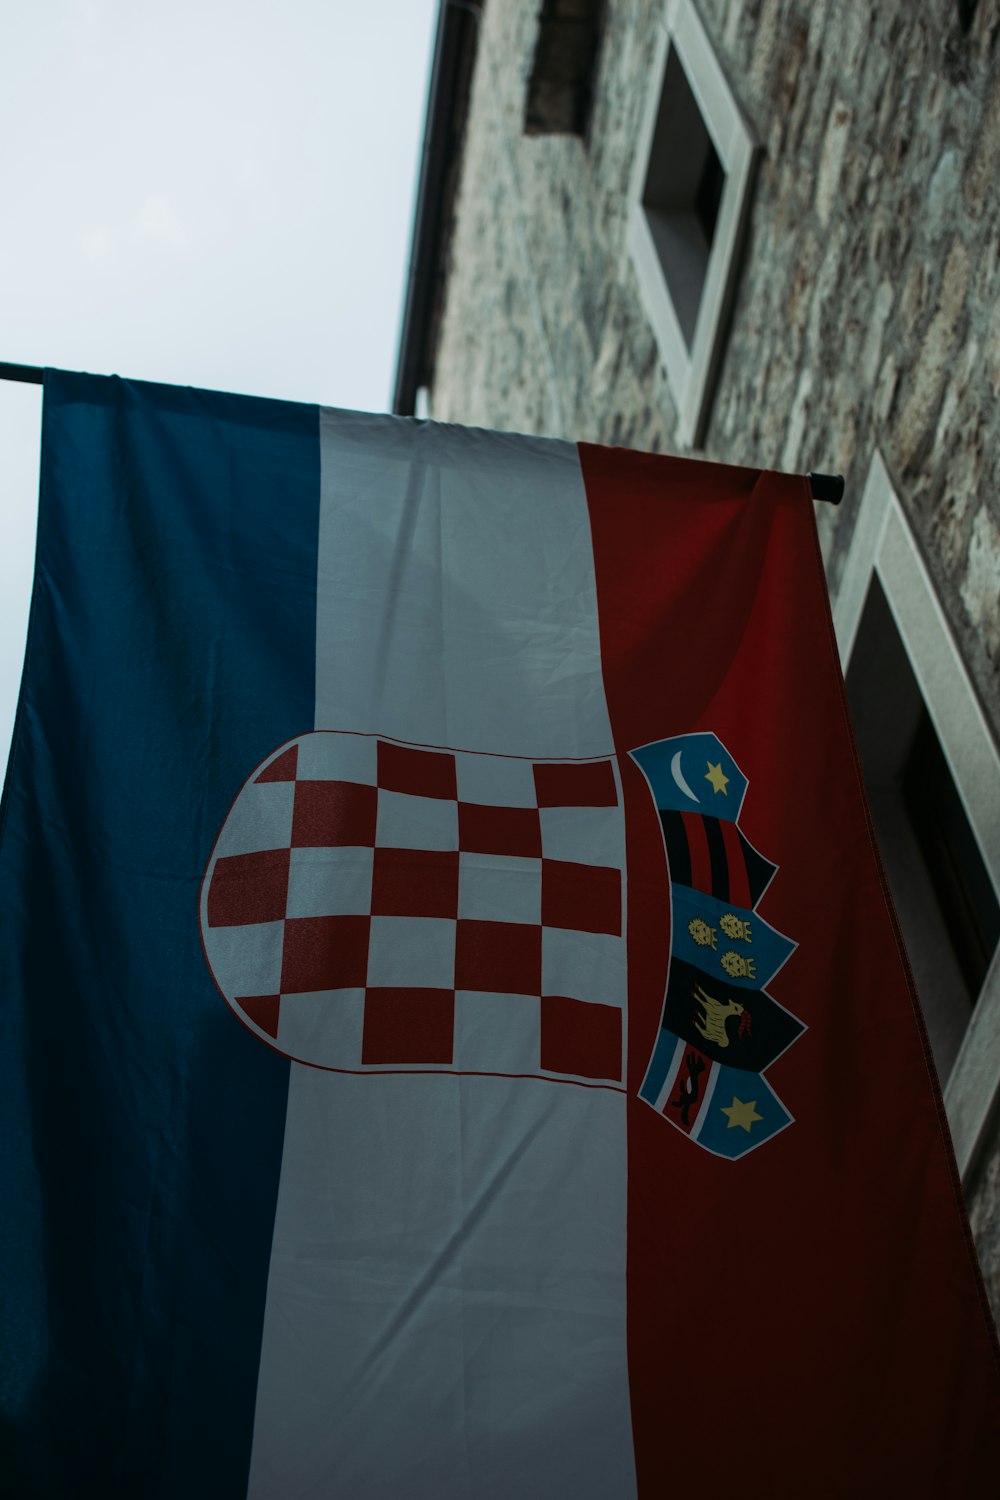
[
  {"xmin": 0, "ymin": 361, "xmax": 43, "ymax": 385},
  {"xmin": 806, "ymin": 472, "xmax": 845, "ymax": 504},
  {"xmin": 0, "ymin": 361, "xmax": 844, "ymax": 503}
]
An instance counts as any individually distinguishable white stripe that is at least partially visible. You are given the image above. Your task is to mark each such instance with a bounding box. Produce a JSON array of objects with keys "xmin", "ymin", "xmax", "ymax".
[
  {"xmin": 312, "ymin": 411, "xmax": 615, "ymax": 759},
  {"xmin": 247, "ymin": 412, "xmax": 636, "ymax": 1499},
  {"xmin": 653, "ymin": 1034, "xmax": 686, "ymax": 1114},
  {"xmin": 690, "ymin": 1062, "xmax": 721, "ymax": 1141}
]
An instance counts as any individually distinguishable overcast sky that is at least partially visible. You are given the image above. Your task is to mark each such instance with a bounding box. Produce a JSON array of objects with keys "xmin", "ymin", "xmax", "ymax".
[{"xmin": 0, "ymin": 0, "xmax": 439, "ymax": 771}]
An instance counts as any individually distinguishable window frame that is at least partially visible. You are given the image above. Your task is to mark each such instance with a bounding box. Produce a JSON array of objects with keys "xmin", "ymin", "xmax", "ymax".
[
  {"xmin": 626, "ymin": 0, "xmax": 758, "ymax": 448},
  {"xmin": 834, "ymin": 451, "xmax": 1000, "ymax": 1182}
]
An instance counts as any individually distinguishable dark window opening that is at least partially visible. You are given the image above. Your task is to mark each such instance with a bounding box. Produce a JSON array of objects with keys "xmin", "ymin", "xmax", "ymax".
[
  {"xmin": 902, "ymin": 709, "xmax": 1000, "ymax": 998},
  {"xmin": 524, "ymin": 0, "xmax": 606, "ymax": 138},
  {"xmin": 640, "ymin": 47, "xmax": 726, "ymax": 349},
  {"xmin": 957, "ymin": 1, "xmax": 979, "ymax": 36},
  {"xmin": 845, "ymin": 576, "xmax": 999, "ymax": 1079},
  {"xmin": 694, "ymin": 149, "xmax": 726, "ymax": 246}
]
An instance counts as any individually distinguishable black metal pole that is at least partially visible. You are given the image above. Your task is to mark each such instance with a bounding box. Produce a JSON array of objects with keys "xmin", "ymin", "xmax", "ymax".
[
  {"xmin": 0, "ymin": 361, "xmax": 846, "ymax": 504},
  {"xmin": 0, "ymin": 361, "xmax": 43, "ymax": 385},
  {"xmin": 807, "ymin": 472, "xmax": 845, "ymax": 504}
]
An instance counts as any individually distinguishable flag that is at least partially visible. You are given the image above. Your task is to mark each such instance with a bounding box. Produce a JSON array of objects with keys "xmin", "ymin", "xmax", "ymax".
[{"xmin": 2, "ymin": 370, "xmax": 998, "ymax": 1498}]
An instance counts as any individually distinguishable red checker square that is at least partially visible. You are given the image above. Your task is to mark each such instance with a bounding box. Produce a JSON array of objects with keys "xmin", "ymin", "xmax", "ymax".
[
  {"xmin": 280, "ymin": 915, "xmax": 370, "ymax": 994},
  {"xmin": 458, "ymin": 803, "xmax": 541, "ymax": 857},
  {"xmin": 237, "ymin": 994, "xmax": 281, "ymax": 1039},
  {"xmin": 292, "ymin": 780, "xmax": 377, "ymax": 848},
  {"xmin": 378, "ymin": 740, "xmax": 457, "ymax": 801},
  {"xmin": 533, "ymin": 760, "xmax": 618, "ymax": 808},
  {"xmin": 455, "ymin": 920, "xmax": 541, "ymax": 996},
  {"xmin": 362, "ymin": 987, "xmax": 455, "ymax": 1065},
  {"xmin": 208, "ymin": 849, "xmax": 290, "ymax": 928},
  {"xmin": 256, "ymin": 745, "xmax": 299, "ymax": 783},
  {"xmin": 541, "ymin": 859, "xmax": 621, "ymax": 936},
  {"xmin": 372, "ymin": 848, "xmax": 459, "ymax": 919},
  {"xmin": 540, "ymin": 996, "xmax": 622, "ymax": 1081}
]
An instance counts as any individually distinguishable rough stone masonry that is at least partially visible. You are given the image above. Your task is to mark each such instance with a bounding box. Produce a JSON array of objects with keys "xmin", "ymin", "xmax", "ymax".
[{"xmin": 424, "ymin": 0, "xmax": 1000, "ymax": 1324}]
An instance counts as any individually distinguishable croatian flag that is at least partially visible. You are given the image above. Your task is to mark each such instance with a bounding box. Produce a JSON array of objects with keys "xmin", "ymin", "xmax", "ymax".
[{"xmin": 2, "ymin": 372, "xmax": 998, "ymax": 1497}]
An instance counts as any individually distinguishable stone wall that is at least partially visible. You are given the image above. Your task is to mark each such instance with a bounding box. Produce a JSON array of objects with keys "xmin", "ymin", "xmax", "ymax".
[
  {"xmin": 432, "ymin": 0, "xmax": 1000, "ymax": 719},
  {"xmin": 428, "ymin": 0, "xmax": 1000, "ymax": 1322}
]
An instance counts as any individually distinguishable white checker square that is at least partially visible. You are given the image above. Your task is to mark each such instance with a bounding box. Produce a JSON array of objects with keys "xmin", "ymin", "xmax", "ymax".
[
  {"xmin": 213, "ymin": 782, "xmax": 294, "ymax": 859},
  {"xmin": 458, "ymin": 853, "xmax": 542, "ymax": 924},
  {"xmin": 275, "ymin": 988, "xmax": 365, "ymax": 1069},
  {"xmin": 376, "ymin": 788, "xmax": 458, "ymax": 851},
  {"xmin": 295, "ymin": 731, "xmax": 377, "ymax": 786},
  {"xmin": 453, "ymin": 990, "xmax": 541, "ymax": 1074},
  {"xmin": 538, "ymin": 804, "xmax": 625, "ymax": 869},
  {"xmin": 367, "ymin": 915, "xmax": 457, "ymax": 989},
  {"xmin": 541, "ymin": 926, "xmax": 627, "ymax": 1008},
  {"xmin": 286, "ymin": 845, "xmax": 374, "ymax": 919},
  {"xmin": 203, "ymin": 919, "xmax": 285, "ymax": 999},
  {"xmin": 454, "ymin": 751, "xmax": 538, "ymax": 809}
]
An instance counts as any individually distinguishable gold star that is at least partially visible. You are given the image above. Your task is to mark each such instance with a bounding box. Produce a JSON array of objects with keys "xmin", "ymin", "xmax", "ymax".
[
  {"xmin": 721, "ymin": 1096, "xmax": 762, "ymax": 1132},
  {"xmin": 705, "ymin": 760, "xmax": 730, "ymax": 795}
]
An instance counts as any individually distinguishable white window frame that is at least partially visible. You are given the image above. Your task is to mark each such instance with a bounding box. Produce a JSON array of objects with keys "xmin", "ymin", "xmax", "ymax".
[
  {"xmin": 627, "ymin": 0, "xmax": 758, "ymax": 448},
  {"xmin": 834, "ymin": 450, "xmax": 1000, "ymax": 1182}
]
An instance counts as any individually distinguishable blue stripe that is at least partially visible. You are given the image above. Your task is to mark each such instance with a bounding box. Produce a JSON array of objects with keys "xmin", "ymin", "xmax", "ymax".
[{"xmin": 0, "ymin": 372, "xmax": 319, "ymax": 1496}]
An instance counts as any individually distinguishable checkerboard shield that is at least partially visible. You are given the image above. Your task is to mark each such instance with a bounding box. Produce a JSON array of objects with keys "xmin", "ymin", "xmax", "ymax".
[{"xmin": 201, "ymin": 731, "xmax": 627, "ymax": 1086}]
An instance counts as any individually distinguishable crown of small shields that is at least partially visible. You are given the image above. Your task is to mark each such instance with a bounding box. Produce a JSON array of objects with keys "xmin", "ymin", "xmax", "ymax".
[{"xmin": 629, "ymin": 731, "xmax": 803, "ymax": 1159}]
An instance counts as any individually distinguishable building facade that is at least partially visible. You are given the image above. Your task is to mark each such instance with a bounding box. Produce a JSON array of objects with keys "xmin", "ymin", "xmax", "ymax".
[{"xmin": 394, "ymin": 0, "xmax": 1000, "ymax": 1323}]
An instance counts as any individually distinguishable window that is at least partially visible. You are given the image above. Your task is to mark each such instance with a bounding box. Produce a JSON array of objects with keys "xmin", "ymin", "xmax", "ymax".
[
  {"xmin": 524, "ymin": 0, "xmax": 606, "ymax": 138},
  {"xmin": 627, "ymin": 0, "xmax": 758, "ymax": 447},
  {"xmin": 835, "ymin": 452, "xmax": 1000, "ymax": 1182}
]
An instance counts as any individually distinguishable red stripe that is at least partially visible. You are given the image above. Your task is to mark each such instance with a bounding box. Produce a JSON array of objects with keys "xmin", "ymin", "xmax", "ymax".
[
  {"xmin": 578, "ymin": 442, "xmax": 1000, "ymax": 1494},
  {"xmin": 719, "ymin": 816, "xmax": 751, "ymax": 908},
  {"xmin": 679, "ymin": 811, "xmax": 712, "ymax": 895}
]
